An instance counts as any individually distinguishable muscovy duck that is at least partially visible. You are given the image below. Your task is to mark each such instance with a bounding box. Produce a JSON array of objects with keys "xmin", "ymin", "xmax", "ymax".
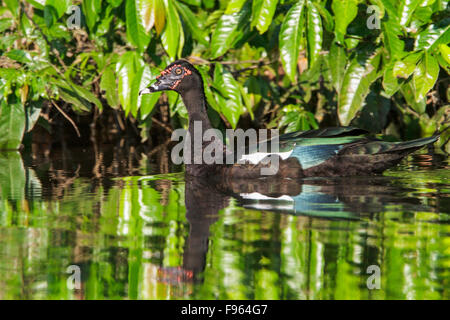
[{"xmin": 140, "ymin": 60, "xmax": 440, "ymax": 178}]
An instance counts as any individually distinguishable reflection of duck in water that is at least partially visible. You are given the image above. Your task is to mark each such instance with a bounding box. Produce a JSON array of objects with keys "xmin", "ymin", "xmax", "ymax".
[{"xmin": 168, "ymin": 175, "xmax": 426, "ymax": 285}]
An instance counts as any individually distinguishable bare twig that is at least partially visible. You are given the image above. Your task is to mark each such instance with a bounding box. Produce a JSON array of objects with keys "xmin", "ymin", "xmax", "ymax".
[
  {"xmin": 46, "ymin": 90, "xmax": 81, "ymax": 137},
  {"xmin": 151, "ymin": 117, "xmax": 173, "ymax": 133}
]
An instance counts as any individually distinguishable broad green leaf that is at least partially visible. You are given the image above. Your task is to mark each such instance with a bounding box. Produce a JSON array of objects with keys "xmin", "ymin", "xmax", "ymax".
[
  {"xmin": 313, "ymin": 2, "xmax": 333, "ymax": 32},
  {"xmin": 25, "ymin": 0, "xmax": 45, "ymax": 10},
  {"xmin": 130, "ymin": 66, "xmax": 146, "ymax": 118},
  {"xmin": 161, "ymin": 0, "xmax": 183, "ymax": 59},
  {"xmin": 0, "ymin": 151, "xmax": 26, "ymax": 200},
  {"xmin": 53, "ymin": 78, "xmax": 102, "ymax": 112},
  {"xmin": 0, "ymin": 98, "xmax": 25, "ymax": 150},
  {"xmin": 139, "ymin": 66, "xmax": 162, "ymax": 120},
  {"xmin": 401, "ymin": 81, "xmax": 426, "ymax": 114},
  {"xmin": 4, "ymin": 0, "xmax": 19, "ymax": 17},
  {"xmin": 25, "ymin": 100, "xmax": 42, "ymax": 132},
  {"xmin": 126, "ymin": 0, "xmax": 151, "ymax": 52},
  {"xmin": 279, "ymin": 0, "xmax": 305, "ymax": 82},
  {"xmin": 438, "ymin": 44, "xmax": 450, "ymax": 66},
  {"xmin": 239, "ymin": 83, "xmax": 254, "ymax": 120},
  {"xmin": 328, "ymin": 41, "xmax": 347, "ymax": 92},
  {"xmin": 338, "ymin": 50, "xmax": 382, "ymax": 125},
  {"xmin": 398, "ymin": 0, "xmax": 421, "ymax": 26},
  {"xmin": 100, "ymin": 65, "xmax": 120, "ymax": 109},
  {"xmin": 210, "ymin": 1, "xmax": 251, "ymax": 59},
  {"xmin": 251, "ymin": 0, "xmax": 278, "ymax": 34},
  {"xmin": 116, "ymin": 52, "xmax": 138, "ymax": 115},
  {"xmin": 154, "ymin": 0, "xmax": 165, "ymax": 35},
  {"xmin": 415, "ymin": 24, "xmax": 450, "ymax": 51},
  {"xmin": 174, "ymin": 1, "xmax": 209, "ymax": 45},
  {"xmin": 381, "ymin": 18, "xmax": 405, "ymax": 60},
  {"xmin": 382, "ymin": 64, "xmax": 401, "ymax": 96},
  {"xmin": 197, "ymin": 66, "xmax": 221, "ymax": 113},
  {"xmin": 306, "ymin": 2, "xmax": 323, "ymax": 68},
  {"xmin": 225, "ymin": 0, "xmax": 246, "ymax": 14},
  {"xmin": 46, "ymin": 0, "xmax": 71, "ymax": 18},
  {"xmin": 393, "ymin": 52, "xmax": 422, "ymax": 78},
  {"xmin": 140, "ymin": 0, "xmax": 155, "ymax": 32},
  {"xmin": 332, "ymin": 0, "xmax": 358, "ymax": 44},
  {"xmin": 82, "ymin": 0, "xmax": 102, "ymax": 32},
  {"xmin": 413, "ymin": 52, "xmax": 439, "ymax": 103},
  {"xmin": 213, "ymin": 63, "xmax": 243, "ymax": 128},
  {"xmin": 5, "ymin": 50, "xmax": 32, "ymax": 64}
]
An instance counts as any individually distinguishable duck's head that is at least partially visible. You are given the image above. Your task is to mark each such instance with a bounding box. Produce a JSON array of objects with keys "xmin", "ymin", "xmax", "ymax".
[{"xmin": 140, "ymin": 60, "xmax": 201, "ymax": 95}]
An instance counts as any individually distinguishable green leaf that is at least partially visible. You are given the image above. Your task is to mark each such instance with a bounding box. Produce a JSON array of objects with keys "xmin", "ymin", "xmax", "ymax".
[
  {"xmin": 154, "ymin": 0, "xmax": 166, "ymax": 35},
  {"xmin": 210, "ymin": 1, "xmax": 251, "ymax": 59},
  {"xmin": 398, "ymin": 0, "xmax": 421, "ymax": 26},
  {"xmin": 126, "ymin": 0, "xmax": 151, "ymax": 52},
  {"xmin": 100, "ymin": 65, "xmax": 120, "ymax": 109},
  {"xmin": 116, "ymin": 52, "xmax": 138, "ymax": 116},
  {"xmin": 25, "ymin": 0, "xmax": 45, "ymax": 10},
  {"xmin": 174, "ymin": 1, "xmax": 209, "ymax": 45},
  {"xmin": 161, "ymin": 0, "xmax": 183, "ymax": 59},
  {"xmin": 82, "ymin": 0, "xmax": 102, "ymax": 32},
  {"xmin": 5, "ymin": 50, "xmax": 32, "ymax": 64},
  {"xmin": 332, "ymin": 0, "xmax": 358, "ymax": 44},
  {"xmin": 46, "ymin": 0, "xmax": 71, "ymax": 18},
  {"xmin": 328, "ymin": 41, "xmax": 347, "ymax": 92},
  {"xmin": 338, "ymin": 50, "xmax": 382, "ymax": 125},
  {"xmin": 53, "ymin": 78, "xmax": 102, "ymax": 113},
  {"xmin": 279, "ymin": 0, "xmax": 305, "ymax": 82},
  {"xmin": 0, "ymin": 98, "xmax": 25, "ymax": 150},
  {"xmin": 306, "ymin": 2, "xmax": 323, "ymax": 68},
  {"xmin": 393, "ymin": 52, "xmax": 422, "ymax": 78},
  {"xmin": 251, "ymin": 0, "xmax": 278, "ymax": 34},
  {"xmin": 4, "ymin": 0, "xmax": 19, "ymax": 17},
  {"xmin": 213, "ymin": 63, "xmax": 243, "ymax": 128},
  {"xmin": 438, "ymin": 44, "xmax": 450, "ymax": 66},
  {"xmin": 197, "ymin": 66, "xmax": 221, "ymax": 113},
  {"xmin": 381, "ymin": 17, "xmax": 405, "ymax": 60},
  {"xmin": 401, "ymin": 81, "xmax": 426, "ymax": 114},
  {"xmin": 0, "ymin": 151, "xmax": 26, "ymax": 200},
  {"xmin": 415, "ymin": 24, "xmax": 450, "ymax": 51},
  {"xmin": 382, "ymin": 64, "xmax": 401, "ymax": 96},
  {"xmin": 413, "ymin": 52, "xmax": 439, "ymax": 103},
  {"xmin": 313, "ymin": 2, "xmax": 333, "ymax": 32}
]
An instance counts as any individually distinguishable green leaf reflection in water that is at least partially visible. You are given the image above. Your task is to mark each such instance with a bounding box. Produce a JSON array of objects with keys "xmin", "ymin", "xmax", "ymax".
[{"xmin": 0, "ymin": 154, "xmax": 449, "ymax": 299}]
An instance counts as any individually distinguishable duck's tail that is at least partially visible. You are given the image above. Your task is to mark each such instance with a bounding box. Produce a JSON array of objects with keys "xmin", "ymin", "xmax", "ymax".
[{"xmin": 384, "ymin": 134, "xmax": 440, "ymax": 154}]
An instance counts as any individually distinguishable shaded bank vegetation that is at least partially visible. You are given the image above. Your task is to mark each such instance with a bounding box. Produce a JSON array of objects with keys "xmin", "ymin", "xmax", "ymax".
[{"xmin": 0, "ymin": 0, "xmax": 449, "ymax": 153}]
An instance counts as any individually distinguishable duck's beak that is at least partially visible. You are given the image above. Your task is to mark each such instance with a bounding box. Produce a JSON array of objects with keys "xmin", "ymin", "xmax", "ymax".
[{"xmin": 140, "ymin": 77, "xmax": 175, "ymax": 95}]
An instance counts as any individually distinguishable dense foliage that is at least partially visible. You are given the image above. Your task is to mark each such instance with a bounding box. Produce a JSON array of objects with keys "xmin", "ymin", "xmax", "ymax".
[{"xmin": 0, "ymin": 0, "xmax": 449, "ymax": 151}]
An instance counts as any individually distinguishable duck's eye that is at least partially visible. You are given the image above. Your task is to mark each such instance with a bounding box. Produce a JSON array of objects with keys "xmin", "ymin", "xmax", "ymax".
[{"xmin": 175, "ymin": 68, "xmax": 182, "ymax": 75}]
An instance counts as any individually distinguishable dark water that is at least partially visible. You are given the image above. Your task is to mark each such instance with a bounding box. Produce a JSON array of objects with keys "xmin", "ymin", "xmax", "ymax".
[{"xmin": 0, "ymin": 145, "xmax": 449, "ymax": 300}]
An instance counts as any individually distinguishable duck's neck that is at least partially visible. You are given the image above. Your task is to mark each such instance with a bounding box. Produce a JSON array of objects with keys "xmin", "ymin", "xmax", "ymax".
[
  {"xmin": 180, "ymin": 87, "xmax": 224, "ymax": 175},
  {"xmin": 181, "ymin": 88, "xmax": 213, "ymax": 135}
]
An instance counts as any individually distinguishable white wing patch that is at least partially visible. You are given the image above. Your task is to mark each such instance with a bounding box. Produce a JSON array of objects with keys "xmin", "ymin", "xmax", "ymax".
[{"xmin": 238, "ymin": 150, "xmax": 293, "ymax": 164}]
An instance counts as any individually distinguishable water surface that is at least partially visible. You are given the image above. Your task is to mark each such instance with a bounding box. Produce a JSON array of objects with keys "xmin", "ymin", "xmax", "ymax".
[{"xmin": 0, "ymin": 146, "xmax": 449, "ymax": 299}]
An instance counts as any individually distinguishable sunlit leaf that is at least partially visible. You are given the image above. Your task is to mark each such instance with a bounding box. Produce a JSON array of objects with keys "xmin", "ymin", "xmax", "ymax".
[
  {"xmin": 332, "ymin": 0, "xmax": 358, "ymax": 44},
  {"xmin": 413, "ymin": 52, "xmax": 439, "ymax": 103},
  {"xmin": 126, "ymin": 0, "xmax": 151, "ymax": 52},
  {"xmin": 338, "ymin": 50, "xmax": 382, "ymax": 125},
  {"xmin": 0, "ymin": 98, "xmax": 25, "ymax": 150},
  {"xmin": 251, "ymin": 0, "xmax": 278, "ymax": 34},
  {"xmin": 210, "ymin": 2, "xmax": 251, "ymax": 59},
  {"xmin": 279, "ymin": 0, "xmax": 305, "ymax": 82},
  {"xmin": 306, "ymin": 2, "xmax": 322, "ymax": 68},
  {"xmin": 213, "ymin": 63, "xmax": 243, "ymax": 128},
  {"xmin": 415, "ymin": 24, "xmax": 450, "ymax": 51},
  {"xmin": 161, "ymin": 0, "xmax": 183, "ymax": 59}
]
